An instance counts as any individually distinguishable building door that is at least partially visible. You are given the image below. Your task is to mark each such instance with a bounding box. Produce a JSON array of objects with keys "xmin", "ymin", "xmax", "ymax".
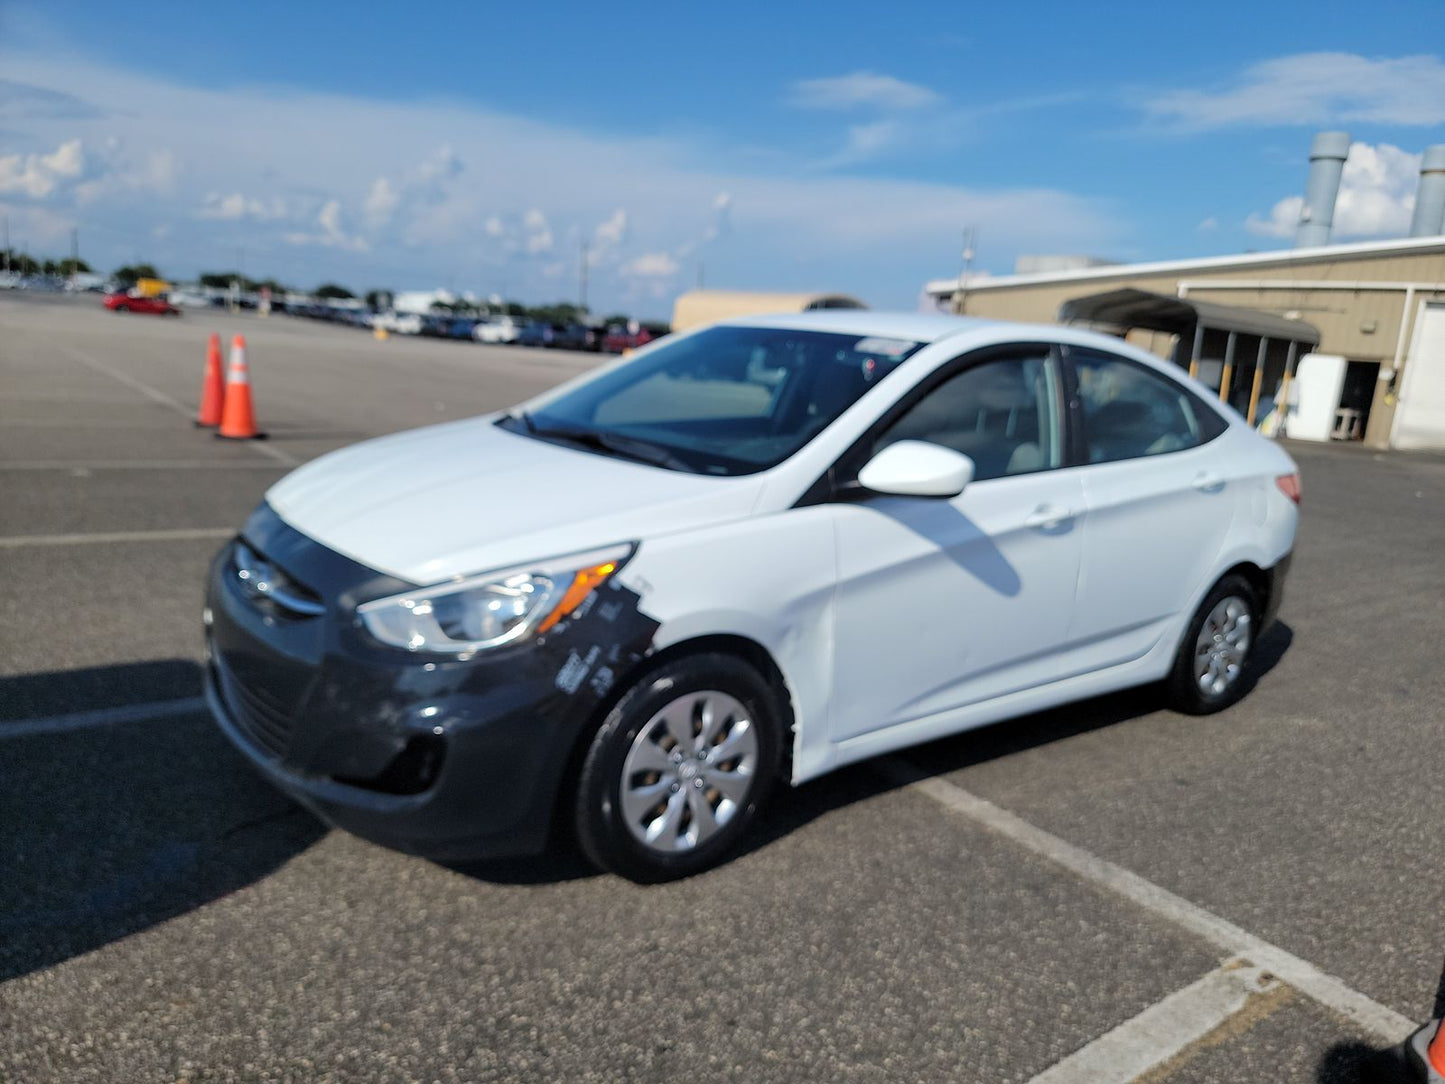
[{"xmin": 1394, "ymin": 302, "xmax": 1445, "ymax": 451}]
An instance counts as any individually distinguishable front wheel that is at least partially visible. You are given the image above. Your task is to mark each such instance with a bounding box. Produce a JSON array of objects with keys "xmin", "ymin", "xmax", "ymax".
[
  {"xmin": 1166, "ymin": 574, "xmax": 1259, "ymax": 715},
  {"xmin": 574, "ymin": 653, "xmax": 782, "ymax": 882}
]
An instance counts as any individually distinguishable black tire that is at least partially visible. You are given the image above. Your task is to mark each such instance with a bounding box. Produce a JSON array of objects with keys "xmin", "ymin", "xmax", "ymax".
[
  {"xmin": 115, "ymin": 304, "xmax": 128, "ymax": 312},
  {"xmin": 574, "ymin": 653, "xmax": 782, "ymax": 882},
  {"xmin": 1165, "ymin": 573, "xmax": 1260, "ymax": 715}
]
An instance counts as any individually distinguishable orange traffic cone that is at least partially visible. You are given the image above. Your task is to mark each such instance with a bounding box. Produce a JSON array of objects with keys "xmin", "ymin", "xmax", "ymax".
[
  {"xmin": 195, "ymin": 333, "xmax": 224, "ymax": 427},
  {"xmin": 216, "ymin": 335, "xmax": 262, "ymax": 440},
  {"xmin": 1429, "ymin": 1018, "xmax": 1445, "ymax": 1074}
]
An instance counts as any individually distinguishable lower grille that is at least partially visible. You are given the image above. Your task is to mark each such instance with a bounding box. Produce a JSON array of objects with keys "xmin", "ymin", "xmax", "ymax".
[{"xmin": 216, "ymin": 659, "xmax": 297, "ymax": 758}]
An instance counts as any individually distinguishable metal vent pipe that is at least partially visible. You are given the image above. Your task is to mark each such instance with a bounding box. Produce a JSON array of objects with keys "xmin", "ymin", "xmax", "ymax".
[
  {"xmin": 1295, "ymin": 131, "xmax": 1351, "ymax": 248},
  {"xmin": 1409, "ymin": 145, "xmax": 1445, "ymax": 237}
]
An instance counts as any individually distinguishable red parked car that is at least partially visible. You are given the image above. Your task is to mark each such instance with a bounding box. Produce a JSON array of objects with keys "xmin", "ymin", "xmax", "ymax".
[
  {"xmin": 104, "ymin": 291, "xmax": 180, "ymax": 316},
  {"xmin": 602, "ymin": 322, "xmax": 654, "ymax": 354}
]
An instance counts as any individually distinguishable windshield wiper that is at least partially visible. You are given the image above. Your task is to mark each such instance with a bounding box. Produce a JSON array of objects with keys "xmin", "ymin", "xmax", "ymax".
[{"xmin": 523, "ymin": 418, "xmax": 695, "ymax": 473}]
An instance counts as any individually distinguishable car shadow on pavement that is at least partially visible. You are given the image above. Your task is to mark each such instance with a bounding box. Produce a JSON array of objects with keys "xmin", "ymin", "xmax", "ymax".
[
  {"xmin": 459, "ymin": 621, "xmax": 1294, "ymax": 885},
  {"xmin": 0, "ymin": 660, "xmax": 326, "ymax": 982},
  {"xmin": 1322, "ymin": 957, "xmax": 1445, "ymax": 1082},
  {"xmin": 1315, "ymin": 1042, "xmax": 1415, "ymax": 1082}
]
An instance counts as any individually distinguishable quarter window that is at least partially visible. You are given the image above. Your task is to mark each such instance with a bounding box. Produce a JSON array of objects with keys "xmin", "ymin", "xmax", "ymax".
[
  {"xmin": 876, "ymin": 351, "xmax": 1062, "ymax": 482},
  {"xmin": 1072, "ymin": 352, "xmax": 1226, "ymax": 464}
]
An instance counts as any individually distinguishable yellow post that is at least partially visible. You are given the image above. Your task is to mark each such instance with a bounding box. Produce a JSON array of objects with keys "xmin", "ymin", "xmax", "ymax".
[
  {"xmin": 1246, "ymin": 337, "xmax": 1269, "ymax": 425},
  {"xmin": 1247, "ymin": 367, "xmax": 1265, "ymax": 426}
]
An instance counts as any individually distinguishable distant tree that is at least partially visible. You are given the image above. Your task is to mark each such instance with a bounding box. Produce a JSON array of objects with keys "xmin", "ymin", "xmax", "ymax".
[
  {"xmin": 41, "ymin": 259, "xmax": 58, "ymax": 276},
  {"xmin": 11, "ymin": 253, "xmax": 41, "ymax": 275},
  {"xmin": 364, "ymin": 289, "xmax": 393, "ymax": 311},
  {"xmin": 527, "ymin": 301, "xmax": 588, "ymax": 325},
  {"xmin": 114, "ymin": 264, "xmax": 161, "ymax": 285},
  {"xmin": 199, "ymin": 271, "xmax": 238, "ymax": 289},
  {"xmin": 57, "ymin": 257, "xmax": 92, "ymax": 276},
  {"xmin": 253, "ymin": 278, "xmax": 285, "ymax": 294},
  {"xmin": 315, "ymin": 283, "xmax": 355, "ymax": 300}
]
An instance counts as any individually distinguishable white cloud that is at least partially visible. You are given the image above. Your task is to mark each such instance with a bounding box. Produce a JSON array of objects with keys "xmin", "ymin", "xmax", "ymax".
[
  {"xmin": 788, "ymin": 72, "xmax": 943, "ymax": 111},
  {"xmin": 522, "ymin": 207, "xmax": 553, "ymax": 254},
  {"xmin": 1146, "ymin": 53, "xmax": 1445, "ymax": 129},
  {"xmin": 0, "ymin": 50, "xmax": 1121, "ymax": 311},
  {"xmin": 1247, "ymin": 141, "xmax": 1420, "ymax": 239},
  {"xmin": 1196, "ymin": 216, "xmax": 1219, "ymax": 232},
  {"xmin": 284, "ymin": 199, "xmax": 369, "ymax": 251},
  {"xmin": 364, "ymin": 177, "xmax": 399, "ymax": 226},
  {"xmin": 198, "ymin": 191, "xmax": 288, "ymax": 221},
  {"xmin": 621, "ymin": 252, "xmax": 680, "ymax": 278},
  {"xmin": 0, "ymin": 137, "xmax": 84, "ymax": 197},
  {"xmin": 1245, "ymin": 196, "xmax": 1303, "ymax": 239},
  {"xmin": 593, "ymin": 208, "xmax": 627, "ymax": 252}
]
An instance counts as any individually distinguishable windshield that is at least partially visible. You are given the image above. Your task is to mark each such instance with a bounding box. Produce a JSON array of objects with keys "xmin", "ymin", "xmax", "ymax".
[{"xmin": 500, "ymin": 325, "xmax": 924, "ymax": 476}]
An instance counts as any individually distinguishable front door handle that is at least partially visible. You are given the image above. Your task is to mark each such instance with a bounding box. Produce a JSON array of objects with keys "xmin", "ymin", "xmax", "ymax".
[
  {"xmin": 1024, "ymin": 504, "xmax": 1077, "ymax": 530},
  {"xmin": 1192, "ymin": 472, "xmax": 1226, "ymax": 493}
]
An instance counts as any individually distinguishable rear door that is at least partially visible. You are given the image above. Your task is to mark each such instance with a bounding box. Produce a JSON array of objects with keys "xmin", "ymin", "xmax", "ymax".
[{"xmin": 1063, "ymin": 347, "xmax": 1239, "ymax": 667}]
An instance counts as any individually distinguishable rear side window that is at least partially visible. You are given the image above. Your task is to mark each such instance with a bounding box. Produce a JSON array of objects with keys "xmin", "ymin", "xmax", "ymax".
[{"xmin": 1072, "ymin": 352, "xmax": 1227, "ymax": 464}]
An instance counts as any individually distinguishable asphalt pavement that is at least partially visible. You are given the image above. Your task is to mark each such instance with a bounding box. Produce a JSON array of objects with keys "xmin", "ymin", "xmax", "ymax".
[{"xmin": 1, "ymin": 291, "xmax": 1442, "ymax": 1082}]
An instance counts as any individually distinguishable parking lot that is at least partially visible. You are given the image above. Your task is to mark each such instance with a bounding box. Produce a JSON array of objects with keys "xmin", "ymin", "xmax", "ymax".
[{"xmin": 2, "ymin": 290, "xmax": 1444, "ymax": 1082}]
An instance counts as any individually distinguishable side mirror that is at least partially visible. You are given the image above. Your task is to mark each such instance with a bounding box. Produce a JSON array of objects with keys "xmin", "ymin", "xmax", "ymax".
[{"xmin": 856, "ymin": 440, "xmax": 974, "ymax": 498}]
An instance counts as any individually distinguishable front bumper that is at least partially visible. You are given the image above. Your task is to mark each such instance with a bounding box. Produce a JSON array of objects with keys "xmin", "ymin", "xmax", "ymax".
[{"xmin": 204, "ymin": 504, "xmax": 659, "ymax": 861}]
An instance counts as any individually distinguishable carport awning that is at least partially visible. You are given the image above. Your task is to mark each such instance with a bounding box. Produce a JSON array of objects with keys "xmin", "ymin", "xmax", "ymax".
[{"xmin": 1058, "ymin": 288, "xmax": 1320, "ymax": 345}]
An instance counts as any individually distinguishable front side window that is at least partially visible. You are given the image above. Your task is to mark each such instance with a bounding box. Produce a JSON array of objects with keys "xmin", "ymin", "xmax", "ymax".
[
  {"xmin": 504, "ymin": 326, "xmax": 925, "ymax": 475},
  {"xmin": 1072, "ymin": 352, "xmax": 1226, "ymax": 464},
  {"xmin": 874, "ymin": 351, "xmax": 1063, "ymax": 482}
]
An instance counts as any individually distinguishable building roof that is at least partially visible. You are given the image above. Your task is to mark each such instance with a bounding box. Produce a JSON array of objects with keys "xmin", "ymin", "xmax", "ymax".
[
  {"xmin": 924, "ymin": 235, "xmax": 1445, "ymax": 298},
  {"xmin": 1059, "ymin": 288, "xmax": 1320, "ymax": 344},
  {"xmin": 718, "ymin": 309, "xmax": 998, "ymax": 343}
]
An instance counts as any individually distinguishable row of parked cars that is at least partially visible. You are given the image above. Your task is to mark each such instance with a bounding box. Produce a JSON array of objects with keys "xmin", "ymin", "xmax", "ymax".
[{"xmin": 366, "ymin": 311, "xmax": 661, "ymax": 354}]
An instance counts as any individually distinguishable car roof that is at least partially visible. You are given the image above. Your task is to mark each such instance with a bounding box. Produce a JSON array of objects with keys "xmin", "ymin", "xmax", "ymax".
[{"xmin": 716, "ymin": 309, "xmax": 1004, "ymax": 344}]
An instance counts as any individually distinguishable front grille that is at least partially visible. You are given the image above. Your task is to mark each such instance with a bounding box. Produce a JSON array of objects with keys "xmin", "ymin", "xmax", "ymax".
[{"xmin": 217, "ymin": 659, "xmax": 297, "ymax": 759}]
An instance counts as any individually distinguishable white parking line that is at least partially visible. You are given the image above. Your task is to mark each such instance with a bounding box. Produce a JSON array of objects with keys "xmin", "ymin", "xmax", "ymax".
[
  {"xmin": 0, "ymin": 527, "xmax": 234, "ymax": 548},
  {"xmin": 1, "ymin": 697, "xmax": 207, "ymax": 738},
  {"xmin": 1028, "ymin": 962, "xmax": 1279, "ymax": 1083},
  {"xmin": 60, "ymin": 346, "xmax": 299, "ymax": 466},
  {"xmin": 879, "ymin": 760, "xmax": 1417, "ymax": 1043}
]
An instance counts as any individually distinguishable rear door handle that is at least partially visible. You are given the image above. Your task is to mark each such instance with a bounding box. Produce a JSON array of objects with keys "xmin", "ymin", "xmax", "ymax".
[
  {"xmin": 1192, "ymin": 472, "xmax": 1226, "ymax": 493},
  {"xmin": 1024, "ymin": 504, "xmax": 1077, "ymax": 530}
]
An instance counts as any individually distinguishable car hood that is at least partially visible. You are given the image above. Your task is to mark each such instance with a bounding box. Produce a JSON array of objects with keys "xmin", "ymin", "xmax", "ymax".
[{"xmin": 265, "ymin": 417, "xmax": 764, "ymax": 584}]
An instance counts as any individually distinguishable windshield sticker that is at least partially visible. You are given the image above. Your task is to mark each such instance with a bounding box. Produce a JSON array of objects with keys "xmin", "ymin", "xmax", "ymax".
[{"xmin": 853, "ymin": 337, "xmax": 918, "ymax": 358}]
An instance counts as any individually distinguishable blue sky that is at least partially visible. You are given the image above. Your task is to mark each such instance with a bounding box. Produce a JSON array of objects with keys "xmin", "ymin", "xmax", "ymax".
[{"xmin": 2, "ymin": 1, "xmax": 1443, "ymax": 317}]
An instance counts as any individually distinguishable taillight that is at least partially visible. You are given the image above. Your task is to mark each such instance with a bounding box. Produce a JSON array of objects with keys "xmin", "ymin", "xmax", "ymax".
[{"xmin": 1275, "ymin": 473, "xmax": 1302, "ymax": 504}]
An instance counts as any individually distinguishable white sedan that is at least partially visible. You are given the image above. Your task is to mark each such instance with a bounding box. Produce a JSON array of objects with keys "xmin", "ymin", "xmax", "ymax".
[{"xmin": 205, "ymin": 311, "xmax": 1298, "ymax": 881}]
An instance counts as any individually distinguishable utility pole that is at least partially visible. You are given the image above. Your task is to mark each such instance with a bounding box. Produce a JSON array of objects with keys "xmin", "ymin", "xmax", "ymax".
[
  {"xmin": 70, "ymin": 227, "xmax": 79, "ymax": 285},
  {"xmin": 956, "ymin": 227, "xmax": 977, "ymax": 313},
  {"xmin": 579, "ymin": 239, "xmax": 589, "ymax": 313}
]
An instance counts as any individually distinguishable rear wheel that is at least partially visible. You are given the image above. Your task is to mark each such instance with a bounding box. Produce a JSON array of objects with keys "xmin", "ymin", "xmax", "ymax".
[
  {"xmin": 1166, "ymin": 574, "xmax": 1259, "ymax": 714},
  {"xmin": 574, "ymin": 653, "xmax": 782, "ymax": 882}
]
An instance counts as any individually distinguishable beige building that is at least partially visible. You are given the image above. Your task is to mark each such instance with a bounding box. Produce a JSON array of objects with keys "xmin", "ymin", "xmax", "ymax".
[
  {"xmin": 924, "ymin": 236, "xmax": 1445, "ymax": 449},
  {"xmin": 671, "ymin": 289, "xmax": 865, "ymax": 333}
]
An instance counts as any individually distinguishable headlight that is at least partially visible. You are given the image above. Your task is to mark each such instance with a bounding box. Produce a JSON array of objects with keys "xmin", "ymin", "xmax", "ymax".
[{"xmin": 356, "ymin": 544, "xmax": 633, "ymax": 655}]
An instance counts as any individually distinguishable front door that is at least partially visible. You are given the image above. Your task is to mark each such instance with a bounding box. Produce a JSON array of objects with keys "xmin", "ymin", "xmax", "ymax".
[{"xmin": 828, "ymin": 346, "xmax": 1084, "ymax": 744}]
